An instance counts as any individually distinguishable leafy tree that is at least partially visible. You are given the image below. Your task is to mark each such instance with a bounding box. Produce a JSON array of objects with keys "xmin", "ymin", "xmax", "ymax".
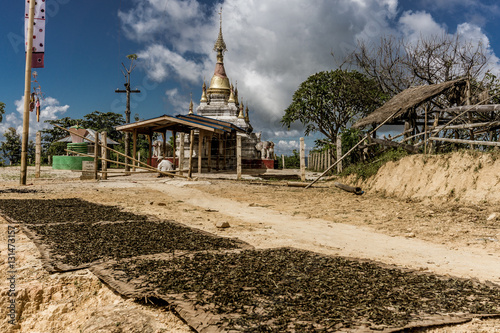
[
  {"xmin": 81, "ymin": 111, "xmax": 125, "ymax": 142},
  {"xmin": 281, "ymin": 69, "xmax": 386, "ymax": 144},
  {"xmin": 0, "ymin": 101, "xmax": 5, "ymax": 123},
  {"xmin": 41, "ymin": 117, "xmax": 79, "ymax": 157},
  {"xmin": 1, "ymin": 127, "xmax": 22, "ymax": 165}
]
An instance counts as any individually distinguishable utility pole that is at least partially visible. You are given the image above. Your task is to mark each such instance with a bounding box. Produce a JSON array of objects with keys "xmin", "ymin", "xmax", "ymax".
[
  {"xmin": 115, "ymin": 54, "xmax": 140, "ymax": 172},
  {"xmin": 20, "ymin": 0, "xmax": 36, "ymax": 185}
]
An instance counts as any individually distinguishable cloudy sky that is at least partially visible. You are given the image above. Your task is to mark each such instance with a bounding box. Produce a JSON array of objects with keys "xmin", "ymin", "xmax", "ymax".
[{"xmin": 1, "ymin": 0, "xmax": 500, "ymax": 154}]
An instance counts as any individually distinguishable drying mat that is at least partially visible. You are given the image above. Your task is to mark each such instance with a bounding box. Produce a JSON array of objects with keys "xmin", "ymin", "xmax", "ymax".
[
  {"xmin": 91, "ymin": 248, "xmax": 500, "ymax": 333},
  {"xmin": 0, "ymin": 198, "xmax": 149, "ymax": 224},
  {"xmin": 11, "ymin": 219, "xmax": 252, "ymax": 273}
]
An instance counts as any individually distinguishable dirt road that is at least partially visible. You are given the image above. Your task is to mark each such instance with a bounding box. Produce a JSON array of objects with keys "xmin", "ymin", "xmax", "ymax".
[{"xmin": 1, "ymin": 163, "xmax": 500, "ymax": 332}]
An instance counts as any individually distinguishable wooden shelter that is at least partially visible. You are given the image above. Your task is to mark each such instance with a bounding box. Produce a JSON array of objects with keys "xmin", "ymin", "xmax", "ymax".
[
  {"xmin": 115, "ymin": 114, "xmax": 246, "ymax": 174},
  {"xmin": 353, "ymin": 79, "xmax": 466, "ymax": 129}
]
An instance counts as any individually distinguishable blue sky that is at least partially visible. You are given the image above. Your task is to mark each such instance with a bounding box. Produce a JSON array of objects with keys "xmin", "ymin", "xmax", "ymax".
[{"xmin": 1, "ymin": 0, "xmax": 500, "ymax": 155}]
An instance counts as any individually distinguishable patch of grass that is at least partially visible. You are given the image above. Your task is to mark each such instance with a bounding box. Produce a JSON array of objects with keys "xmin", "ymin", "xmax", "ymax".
[{"xmin": 340, "ymin": 148, "xmax": 408, "ymax": 181}]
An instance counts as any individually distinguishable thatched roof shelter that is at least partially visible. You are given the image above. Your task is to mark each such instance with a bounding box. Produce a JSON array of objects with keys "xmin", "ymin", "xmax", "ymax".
[{"xmin": 353, "ymin": 78, "xmax": 466, "ymax": 129}]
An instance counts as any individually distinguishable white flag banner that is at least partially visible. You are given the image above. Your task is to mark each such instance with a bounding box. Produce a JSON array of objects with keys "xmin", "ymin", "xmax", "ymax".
[{"xmin": 25, "ymin": 0, "xmax": 46, "ymax": 67}]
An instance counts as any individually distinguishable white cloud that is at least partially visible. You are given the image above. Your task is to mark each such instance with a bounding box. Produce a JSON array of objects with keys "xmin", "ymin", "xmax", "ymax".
[
  {"xmin": 0, "ymin": 96, "xmax": 69, "ymax": 140},
  {"xmin": 120, "ymin": 0, "xmax": 398, "ymax": 137},
  {"xmin": 120, "ymin": 0, "xmax": 500, "ymax": 145},
  {"xmin": 399, "ymin": 10, "xmax": 445, "ymax": 40}
]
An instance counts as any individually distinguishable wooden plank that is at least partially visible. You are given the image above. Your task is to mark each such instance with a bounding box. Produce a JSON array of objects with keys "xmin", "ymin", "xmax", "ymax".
[
  {"xmin": 428, "ymin": 137, "xmax": 500, "ymax": 147},
  {"xmin": 300, "ymin": 138, "xmax": 305, "ymax": 181},
  {"xmin": 237, "ymin": 135, "xmax": 242, "ymax": 180}
]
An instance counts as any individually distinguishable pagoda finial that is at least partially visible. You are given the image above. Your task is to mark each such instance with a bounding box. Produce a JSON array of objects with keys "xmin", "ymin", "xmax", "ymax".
[
  {"xmin": 228, "ymin": 83, "xmax": 236, "ymax": 103},
  {"xmin": 245, "ymin": 105, "xmax": 249, "ymax": 122},
  {"xmin": 214, "ymin": 7, "xmax": 227, "ymax": 63},
  {"xmin": 238, "ymin": 100, "xmax": 245, "ymax": 119},
  {"xmin": 200, "ymin": 80, "xmax": 208, "ymax": 103},
  {"xmin": 189, "ymin": 93, "xmax": 194, "ymax": 114}
]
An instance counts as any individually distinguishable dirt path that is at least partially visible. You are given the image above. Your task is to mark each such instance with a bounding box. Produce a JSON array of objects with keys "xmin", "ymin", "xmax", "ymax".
[
  {"xmin": 149, "ymin": 180, "xmax": 500, "ymax": 285},
  {"xmin": 1, "ymin": 163, "xmax": 500, "ymax": 332}
]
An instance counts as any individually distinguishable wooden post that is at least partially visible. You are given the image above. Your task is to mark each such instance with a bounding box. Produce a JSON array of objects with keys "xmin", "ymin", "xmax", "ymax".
[
  {"xmin": 198, "ymin": 130, "xmax": 203, "ymax": 176},
  {"xmin": 223, "ymin": 134, "xmax": 227, "ymax": 170},
  {"xmin": 147, "ymin": 134, "xmax": 153, "ymax": 166},
  {"xmin": 207, "ymin": 134, "xmax": 212, "ymax": 172},
  {"xmin": 307, "ymin": 153, "xmax": 310, "ymax": 169},
  {"xmin": 116, "ymin": 153, "xmax": 119, "ymax": 168},
  {"xmin": 282, "ymin": 154, "xmax": 285, "ymax": 169},
  {"xmin": 237, "ymin": 135, "xmax": 242, "ymax": 180},
  {"xmin": 138, "ymin": 151, "xmax": 141, "ymax": 166},
  {"xmin": 94, "ymin": 132, "xmax": 100, "ymax": 180},
  {"xmin": 20, "ymin": 0, "xmax": 36, "ymax": 185},
  {"xmin": 132, "ymin": 130, "xmax": 137, "ymax": 171},
  {"xmin": 179, "ymin": 132, "xmax": 185, "ymax": 176},
  {"xmin": 336, "ymin": 136, "xmax": 342, "ymax": 173},
  {"xmin": 188, "ymin": 130, "xmax": 195, "ymax": 178},
  {"xmin": 172, "ymin": 131, "xmax": 177, "ymax": 169},
  {"xmin": 300, "ymin": 137, "xmax": 305, "ymax": 181},
  {"xmin": 327, "ymin": 148, "xmax": 331, "ymax": 171},
  {"xmin": 35, "ymin": 131, "xmax": 41, "ymax": 178},
  {"xmin": 101, "ymin": 131, "xmax": 108, "ymax": 180}
]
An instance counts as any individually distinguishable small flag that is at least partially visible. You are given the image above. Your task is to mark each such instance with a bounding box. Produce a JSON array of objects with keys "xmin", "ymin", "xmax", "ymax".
[{"xmin": 25, "ymin": 0, "xmax": 46, "ymax": 68}]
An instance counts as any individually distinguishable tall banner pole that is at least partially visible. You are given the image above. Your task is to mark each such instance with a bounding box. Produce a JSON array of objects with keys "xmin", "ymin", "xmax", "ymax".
[{"xmin": 20, "ymin": 0, "xmax": 36, "ymax": 185}]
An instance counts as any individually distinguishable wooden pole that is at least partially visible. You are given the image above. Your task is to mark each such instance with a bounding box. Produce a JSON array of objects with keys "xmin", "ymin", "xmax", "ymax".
[
  {"xmin": 428, "ymin": 137, "xmax": 500, "ymax": 147},
  {"xmin": 20, "ymin": 0, "xmax": 36, "ymax": 185},
  {"xmin": 179, "ymin": 132, "xmax": 185, "ymax": 176},
  {"xmin": 282, "ymin": 154, "xmax": 285, "ymax": 170},
  {"xmin": 94, "ymin": 132, "xmax": 100, "ymax": 180},
  {"xmin": 198, "ymin": 130, "xmax": 203, "ymax": 176},
  {"xmin": 101, "ymin": 131, "xmax": 108, "ymax": 180},
  {"xmin": 35, "ymin": 131, "xmax": 41, "ymax": 178},
  {"xmin": 300, "ymin": 137, "xmax": 305, "ymax": 181},
  {"xmin": 237, "ymin": 135, "xmax": 242, "ymax": 180},
  {"xmin": 336, "ymin": 136, "xmax": 342, "ymax": 174},
  {"xmin": 132, "ymin": 130, "xmax": 137, "ymax": 171},
  {"xmin": 147, "ymin": 134, "xmax": 152, "ymax": 166},
  {"xmin": 188, "ymin": 130, "xmax": 195, "ymax": 178},
  {"xmin": 172, "ymin": 131, "xmax": 177, "ymax": 169},
  {"xmin": 207, "ymin": 134, "xmax": 212, "ymax": 172}
]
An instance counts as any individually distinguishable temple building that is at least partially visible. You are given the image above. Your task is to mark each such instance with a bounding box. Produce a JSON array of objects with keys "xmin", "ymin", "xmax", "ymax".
[{"xmin": 178, "ymin": 14, "xmax": 271, "ymax": 169}]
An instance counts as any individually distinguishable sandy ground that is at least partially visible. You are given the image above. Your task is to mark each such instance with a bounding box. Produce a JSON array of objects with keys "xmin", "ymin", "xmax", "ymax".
[{"xmin": 1, "ymin": 156, "xmax": 500, "ymax": 332}]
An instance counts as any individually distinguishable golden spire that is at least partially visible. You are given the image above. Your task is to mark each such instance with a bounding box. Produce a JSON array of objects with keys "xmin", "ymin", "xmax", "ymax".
[
  {"xmin": 189, "ymin": 93, "xmax": 194, "ymax": 114},
  {"xmin": 228, "ymin": 83, "xmax": 235, "ymax": 103},
  {"xmin": 207, "ymin": 7, "xmax": 230, "ymax": 96},
  {"xmin": 245, "ymin": 105, "xmax": 249, "ymax": 122},
  {"xmin": 213, "ymin": 7, "xmax": 227, "ymax": 64},
  {"xmin": 234, "ymin": 81, "xmax": 239, "ymax": 105},
  {"xmin": 200, "ymin": 81, "xmax": 208, "ymax": 103},
  {"xmin": 238, "ymin": 100, "xmax": 245, "ymax": 119}
]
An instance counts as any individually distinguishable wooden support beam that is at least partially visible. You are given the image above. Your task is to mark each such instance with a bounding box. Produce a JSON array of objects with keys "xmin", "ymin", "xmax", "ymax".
[
  {"xmin": 132, "ymin": 130, "xmax": 137, "ymax": 171},
  {"xmin": 35, "ymin": 131, "xmax": 41, "ymax": 178},
  {"xmin": 94, "ymin": 132, "xmax": 100, "ymax": 180},
  {"xmin": 101, "ymin": 131, "xmax": 108, "ymax": 180},
  {"xmin": 237, "ymin": 135, "xmax": 242, "ymax": 180},
  {"xmin": 300, "ymin": 137, "xmax": 305, "ymax": 181},
  {"xmin": 428, "ymin": 137, "xmax": 500, "ymax": 147},
  {"xmin": 179, "ymin": 132, "xmax": 185, "ymax": 176},
  {"xmin": 207, "ymin": 133, "xmax": 212, "ymax": 172},
  {"xmin": 172, "ymin": 130, "xmax": 177, "ymax": 169},
  {"xmin": 198, "ymin": 130, "xmax": 203, "ymax": 176},
  {"xmin": 188, "ymin": 130, "xmax": 195, "ymax": 178}
]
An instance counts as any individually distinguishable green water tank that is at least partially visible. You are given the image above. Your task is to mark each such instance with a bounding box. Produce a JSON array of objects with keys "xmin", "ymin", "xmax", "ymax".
[
  {"xmin": 67, "ymin": 142, "xmax": 88, "ymax": 154},
  {"xmin": 52, "ymin": 156, "xmax": 94, "ymax": 170}
]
